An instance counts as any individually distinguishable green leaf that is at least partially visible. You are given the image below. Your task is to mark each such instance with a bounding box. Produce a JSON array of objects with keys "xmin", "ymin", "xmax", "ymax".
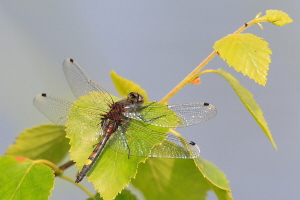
[
  {"xmin": 87, "ymin": 189, "xmax": 137, "ymax": 200},
  {"xmin": 87, "ymin": 147, "xmax": 146, "ymax": 200},
  {"xmin": 66, "ymin": 91, "xmax": 169, "ymax": 200},
  {"xmin": 194, "ymin": 158, "xmax": 232, "ymax": 200},
  {"xmin": 213, "ymin": 68, "xmax": 277, "ymax": 149},
  {"xmin": 6, "ymin": 125, "xmax": 70, "ymax": 164},
  {"xmin": 263, "ymin": 10, "xmax": 293, "ymax": 26},
  {"xmin": 114, "ymin": 189, "xmax": 138, "ymax": 200},
  {"xmin": 0, "ymin": 155, "xmax": 54, "ymax": 200},
  {"xmin": 213, "ymin": 33, "xmax": 272, "ymax": 86},
  {"xmin": 87, "ymin": 193, "xmax": 103, "ymax": 200},
  {"xmin": 132, "ymin": 158, "xmax": 210, "ymax": 200},
  {"xmin": 132, "ymin": 157, "xmax": 232, "ymax": 200},
  {"xmin": 110, "ymin": 70, "xmax": 149, "ymax": 102}
]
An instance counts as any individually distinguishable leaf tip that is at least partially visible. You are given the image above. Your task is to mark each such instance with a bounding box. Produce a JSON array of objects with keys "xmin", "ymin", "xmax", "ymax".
[
  {"xmin": 265, "ymin": 10, "xmax": 293, "ymax": 26},
  {"xmin": 110, "ymin": 70, "xmax": 149, "ymax": 102}
]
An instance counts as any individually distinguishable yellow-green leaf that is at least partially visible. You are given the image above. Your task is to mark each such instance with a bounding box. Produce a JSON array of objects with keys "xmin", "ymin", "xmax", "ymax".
[
  {"xmin": 132, "ymin": 158, "xmax": 209, "ymax": 200},
  {"xmin": 263, "ymin": 10, "xmax": 293, "ymax": 26},
  {"xmin": 87, "ymin": 190, "xmax": 138, "ymax": 200},
  {"xmin": 0, "ymin": 156, "xmax": 54, "ymax": 200},
  {"xmin": 110, "ymin": 70, "xmax": 149, "ymax": 102},
  {"xmin": 213, "ymin": 68, "xmax": 277, "ymax": 149},
  {"xmin": 194, "ymin": 158, "xmax": 232, "ymax": 200},
  {"xmin": 67, "ymin": 92, "xmax": 144, "ymax": 200},
  {"xmin": 66, "ymin": 91, "xmax": 169, "ymax": 200},
  {"xmin": 213, "ymin": 33, "xmax": 272, "ymax": 86},
  {"xmin": 132, "ymin": 158, "xmax": 232, "ymax": 200},
  {"xmin": 6, "ymin": 125, "xmax": 70, "ymax": 164}
]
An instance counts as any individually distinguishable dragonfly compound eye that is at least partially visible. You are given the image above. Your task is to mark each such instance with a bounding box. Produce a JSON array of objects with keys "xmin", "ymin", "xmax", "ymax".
[{"xmin": 128, "ymin": 92, "xmax": 144, "ymax": 104}]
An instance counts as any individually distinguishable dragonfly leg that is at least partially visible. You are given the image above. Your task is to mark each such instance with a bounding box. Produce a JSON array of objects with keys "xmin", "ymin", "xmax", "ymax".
[
  {"xmin": 119, "ymin": 128, "xmax": 131, "ymax": 159},
  {"xmin": 138, "ymin": 101, "xmax": 156, "ymax": 110},
  {"xmin": 137, "ymin": 114, "xmax": 166, "ymax": 124}
]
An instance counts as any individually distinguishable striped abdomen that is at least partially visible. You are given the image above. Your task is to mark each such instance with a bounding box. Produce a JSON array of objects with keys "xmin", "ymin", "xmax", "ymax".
[{"xmin": 75, "ymin": 121, "xmax": 117, "ymax": 183}]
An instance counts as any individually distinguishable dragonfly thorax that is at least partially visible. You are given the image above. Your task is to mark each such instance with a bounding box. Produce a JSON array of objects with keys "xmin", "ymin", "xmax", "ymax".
[
  {"xmin": 102, "ymin": 92, "xmax": 144, "ymax": 123},
  {"xmin": 103, "ymin": 102, "xmax": 126, "ymax": 122}
]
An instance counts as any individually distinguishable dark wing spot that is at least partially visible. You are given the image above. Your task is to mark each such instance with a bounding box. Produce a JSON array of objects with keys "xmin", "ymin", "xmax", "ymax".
[
  {"xmin": 70, "ymin": 58, "xmax": 74, "ymax": 63},
  {"xmin": 204, "ymin": 102, "xmax": 209, "ymax": 106},
  {"xmin": 189, "ymin": 141, "xmax": 196, "ymax": 146},
  {"xmin": 41, "ymin": 93, "xmax": 47, "ymax": 97}
]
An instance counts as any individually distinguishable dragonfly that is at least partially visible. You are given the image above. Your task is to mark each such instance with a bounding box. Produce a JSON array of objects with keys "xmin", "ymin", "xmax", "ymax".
[{"xmin": 33, "ymin": 58, "xmax": 217, "ymax": 183}]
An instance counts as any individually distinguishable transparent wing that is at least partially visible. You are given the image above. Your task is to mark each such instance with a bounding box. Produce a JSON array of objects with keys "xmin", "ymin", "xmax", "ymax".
[
  {"xmin": 168, "ymin": 102, "xmax": 217, "ymax": 127},
  {"xmin": 124, "ymin": 102, "xmax": 217, "ymax": 128},
  {"xmin": 107, "ymin": 120, "xmax": 200, "ymax": 159},
  {"xmin": 62, "ymin": 58, "xmax": 113, "ymax": 105},
  {"xmin": 66, "ymin": 92, "xmax": 114, "ymax": 143},
  {"xmin": 149, "ymin": 133, "xmax": 200, "ymax": 158},
  {"xmin": 123, "ymin": 102, "xmax": 182, "ymax": 128},
  {"xmin": 33, "ymin": 93, "xmax": 72, "ymax": 125}
]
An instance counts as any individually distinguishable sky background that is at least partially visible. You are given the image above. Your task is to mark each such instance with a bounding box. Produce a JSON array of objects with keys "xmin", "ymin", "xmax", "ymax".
[{"xmin": 0, "ymin": 1, "xmax": 299, "ymax": 200}]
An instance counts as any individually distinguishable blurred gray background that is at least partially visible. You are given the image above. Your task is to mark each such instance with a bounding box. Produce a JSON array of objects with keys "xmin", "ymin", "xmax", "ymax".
[{"xmin": 0, "ymin": 1, "xmax": 299, "ymax": 200}]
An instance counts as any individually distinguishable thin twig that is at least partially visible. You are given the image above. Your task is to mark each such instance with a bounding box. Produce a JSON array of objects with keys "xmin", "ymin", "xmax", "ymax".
[
  {"xmin": 159, "ymin": 15, "xmax": 263, "ymax": 103},
  {"xmin": 59, "ymin": 160, "xmax": 76, "ymax": 171}
]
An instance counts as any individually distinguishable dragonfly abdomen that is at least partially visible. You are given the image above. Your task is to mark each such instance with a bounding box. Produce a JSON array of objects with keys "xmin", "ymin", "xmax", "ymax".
[{"xmin": 75, "ymin": 123, "xmax": 116, "ymax": 183}]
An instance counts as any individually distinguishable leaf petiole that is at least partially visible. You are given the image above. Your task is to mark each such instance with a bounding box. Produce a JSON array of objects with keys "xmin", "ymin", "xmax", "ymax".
[
  {"xmin": 34, "ymin": 159, "xmax": 63, "ymax": 176},
  {"xmin": 59, "ymin": 174, "xmax": 96, "ymax": 199},
  {"xmin": 34, "ymin": 159, "xmax": 96, "ymax": 199}
]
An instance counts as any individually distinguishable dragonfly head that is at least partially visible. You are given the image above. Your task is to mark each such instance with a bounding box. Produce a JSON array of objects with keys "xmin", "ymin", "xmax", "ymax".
[{"xmin": 127, "ymin": 92, "xmax": 144, "ymax": 104}]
